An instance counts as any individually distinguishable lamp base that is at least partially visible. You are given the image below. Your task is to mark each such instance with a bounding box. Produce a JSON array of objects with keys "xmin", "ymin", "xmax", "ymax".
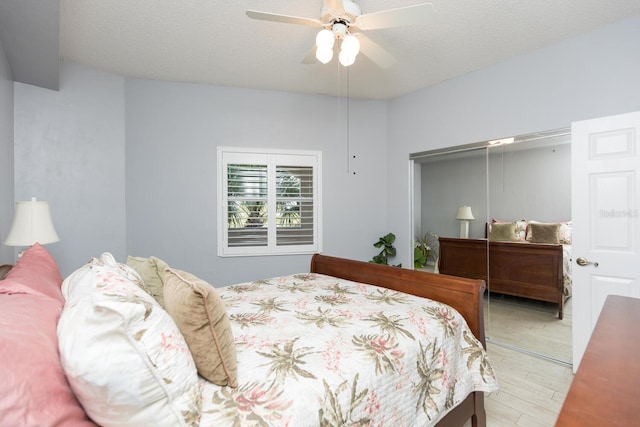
[{"xmin": 459, "ymin": 221, "xmax": 470, "ymax": 239}]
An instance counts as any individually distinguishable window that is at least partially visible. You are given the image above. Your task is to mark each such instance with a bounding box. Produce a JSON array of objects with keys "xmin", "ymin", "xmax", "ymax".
[{"xmin": 218, "ymin": 147, "xmax": 322, "ymax": 256}]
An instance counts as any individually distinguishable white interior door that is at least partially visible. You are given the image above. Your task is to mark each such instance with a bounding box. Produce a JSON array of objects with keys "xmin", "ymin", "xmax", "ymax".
[{"xmin": 571, "ymin": 111, "xmax": 640, "ymax": 371}]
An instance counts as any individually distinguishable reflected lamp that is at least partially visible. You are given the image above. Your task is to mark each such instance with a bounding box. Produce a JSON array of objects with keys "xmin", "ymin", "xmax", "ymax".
[{"xmin": 456, "ymin": 205, "xmax": 474, "ymax": 239}]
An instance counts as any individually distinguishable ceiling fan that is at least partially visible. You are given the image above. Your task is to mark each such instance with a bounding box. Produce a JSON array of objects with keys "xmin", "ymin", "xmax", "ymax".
[{"xmin": 246, "ymin": 0, "xmax": 435, "ymax": 68}]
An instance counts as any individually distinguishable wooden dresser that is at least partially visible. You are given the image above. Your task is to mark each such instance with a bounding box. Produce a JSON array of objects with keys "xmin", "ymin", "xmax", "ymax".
[
  {"xmin": 438, "ymin": 237, "xmax": 565, "ymax": 318},
  {"xmin": 555, "ymin": 295, "xmax": 640, "ymax": 426}
]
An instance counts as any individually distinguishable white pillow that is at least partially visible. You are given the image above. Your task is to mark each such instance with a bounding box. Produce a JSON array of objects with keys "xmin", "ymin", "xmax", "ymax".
[{"xmin": 58, "ymin": 253, "xmax": 201, "ymax": 427}]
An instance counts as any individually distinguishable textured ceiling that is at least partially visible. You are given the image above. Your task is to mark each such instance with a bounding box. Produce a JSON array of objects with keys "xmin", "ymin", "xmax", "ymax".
[{"xmin": 46, "ymin": 1, "xmax": 640, "ymax": 99}]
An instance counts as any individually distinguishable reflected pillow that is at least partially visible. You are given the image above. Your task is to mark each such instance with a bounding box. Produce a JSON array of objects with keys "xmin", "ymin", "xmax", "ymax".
[
  {"xmin": 558, "ymin": 221, "xmax": 572, "ymax": 244},
  {"xmin": 492, "ymin": 219, "xmax": 527, "ymax": 241},
  {"xmin": 489, "ymin": 222, "xmax": 518, "ymax": 241},
  {"xmin": 529, "ymin": 223, "xmax": 560, "ymax": 244}
]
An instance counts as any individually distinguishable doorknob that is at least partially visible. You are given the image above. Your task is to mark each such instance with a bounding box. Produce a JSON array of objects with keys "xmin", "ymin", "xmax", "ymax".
[{"xmin": 576, "ymin": 257, "xmax": 599, "ymax": 267}]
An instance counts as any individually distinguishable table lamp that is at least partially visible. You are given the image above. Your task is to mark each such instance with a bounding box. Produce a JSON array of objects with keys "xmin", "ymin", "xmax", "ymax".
[
  {"xmin": 456, "ymin": 205, "xmax": 474, "ymax": 239},
  {"xmin": 4, "ymin": 197, "xmax": 59, "ymax": 255}
]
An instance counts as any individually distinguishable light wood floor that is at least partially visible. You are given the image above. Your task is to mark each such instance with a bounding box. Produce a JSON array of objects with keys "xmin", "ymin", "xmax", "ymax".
[
  {"xmin": 480, "ymin": 342, "xmax": 574, "ymax": 426},
  {"xmin": 462, "ymin": 296, "xmax": 575, "ymax": 426},
  {"xmin": 486, "ymin": 294, "xmax": 573, "ymax": 364}
]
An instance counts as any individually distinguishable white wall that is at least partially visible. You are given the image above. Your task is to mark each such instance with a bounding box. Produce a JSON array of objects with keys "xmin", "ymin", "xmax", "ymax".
[
  {"xmin": 0, "ymin": 38, "xmax": 14, "ymax": 264},
  {"xmin": 388, "ymin": 16, "xmax": 640, "ymax": 267},
  {"xmin": 124, "ymin": 79, "xmax": 389, "ymax": 285},
  {"xmin": 14, "ymin": 61, "xmax": 126, "ymax": 275}
]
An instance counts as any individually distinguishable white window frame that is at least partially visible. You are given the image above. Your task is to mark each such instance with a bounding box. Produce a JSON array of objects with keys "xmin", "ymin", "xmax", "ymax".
[{"xmin": 217, "ymin": 146, "xmax": 322, "ymax": 257}]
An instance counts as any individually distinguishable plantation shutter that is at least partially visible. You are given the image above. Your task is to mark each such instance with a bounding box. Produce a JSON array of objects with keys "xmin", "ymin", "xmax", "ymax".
[
  {"xmin": 218, "ymin": 147, "xmax": 321, "ymax": 256},
  {"xmin": 227, "ymin": 163, "xmax": 268, "ymax": 247},
  {"xmin": 276, "ymin": 165, "xmax": 314, "ymax": 246}
]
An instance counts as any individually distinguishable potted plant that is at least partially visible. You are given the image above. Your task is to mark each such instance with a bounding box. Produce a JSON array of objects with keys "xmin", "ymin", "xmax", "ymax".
[
  {"xmin": 414, "ymin": 231, "xmax": 438, "ymax": 269},
  {"xmin": 370, "ymin": 232, "xmax": 401, "ymax": 267}
]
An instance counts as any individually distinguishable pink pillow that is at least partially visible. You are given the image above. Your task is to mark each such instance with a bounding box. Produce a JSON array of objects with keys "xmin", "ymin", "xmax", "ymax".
[
  {"xmin": 0, "ymin": 243, "xmax": 63, "ymax": 301},
  {"xmin": 0, "ymin": 294, "xmax": 97, "ymax": 426}
]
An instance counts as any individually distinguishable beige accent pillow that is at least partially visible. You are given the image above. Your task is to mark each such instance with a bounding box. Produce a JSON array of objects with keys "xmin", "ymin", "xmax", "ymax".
[
  {"xmin": 162, "ymin": 268, "xmax": 238, "ymax": 387},
  {"xmin": 489, "ymin": 222, "xmax": 517, "ymax": 241},
  {"xmin": 529, "ymin": 223, "xmax": 560, "ymax": 244},
  {"xmin": 126, "ymin": 256, "xmax": 170, "ymax": 308}
]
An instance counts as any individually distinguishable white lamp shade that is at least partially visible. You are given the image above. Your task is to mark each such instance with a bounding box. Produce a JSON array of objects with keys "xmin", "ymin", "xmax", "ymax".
[
  {"xmin": 456, "ymin": 206, "xmax": 475, "ymax": 220},
  {"xmin": 4, "ymin": 198, "xmax": 60, "ymax": 246}
]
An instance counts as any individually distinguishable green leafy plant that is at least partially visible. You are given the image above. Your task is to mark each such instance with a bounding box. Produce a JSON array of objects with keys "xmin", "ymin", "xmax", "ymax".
[
  {"xmin": 414, "ymin": 232, "xmax": 438, "ymax": 269},
  {"xmin": 370, "ymin": 232, "xmax": 401, "ymax": 267}
]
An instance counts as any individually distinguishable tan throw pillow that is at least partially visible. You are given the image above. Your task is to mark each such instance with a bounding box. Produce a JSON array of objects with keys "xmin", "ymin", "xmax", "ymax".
[
  {"xmin": 126, "ymin": 256, "xmax": 170, "ymax": 308},
  {"xmin": 529, "ymin": 223, "xmax": 560, "ymax": 244},
  {"xmin": 162, "ymin": 268, "xmax": 238, "ymax": 387},
  {"xmin": 489, "ymin": 222, "xmax": 517, "ymax": 241}
]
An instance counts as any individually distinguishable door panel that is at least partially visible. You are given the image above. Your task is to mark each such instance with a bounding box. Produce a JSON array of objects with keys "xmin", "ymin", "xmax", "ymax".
[{"xmin": 571, "ymin": 111, "xmax": 640, "ymax": 371}]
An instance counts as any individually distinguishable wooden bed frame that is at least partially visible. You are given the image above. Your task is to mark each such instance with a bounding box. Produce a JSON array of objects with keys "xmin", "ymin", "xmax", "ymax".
[
  {"xmin": 310, "ymin": 254, "xmax": 488, "ymax": 427},
  {"xmin": 438, "ymin": 237, "xmax": 565, "ymax": 319}
]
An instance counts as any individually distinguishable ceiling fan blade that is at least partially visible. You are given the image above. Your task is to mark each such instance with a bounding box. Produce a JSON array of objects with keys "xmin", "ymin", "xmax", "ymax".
[
  {"xmin": 356, "ymin": 34, "xmax": 396, "ymax": 68},
  {"xmin": 302, "ymin": 46, "xmax": 318, "ymax": 64},
  {"xmin": 355, "ymin": 3, "xmax": 435, "ymax": 30},
  {"xmin": 322, "ymin": 0, "xmax": 345, "ymax": 17},
  {"xmin": 246, "ymin": 10, "xmax": 322, "ymax": 27}
]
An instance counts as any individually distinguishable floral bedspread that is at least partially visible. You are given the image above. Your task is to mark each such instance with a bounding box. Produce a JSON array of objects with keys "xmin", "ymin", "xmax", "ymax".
[
  {"xmin": 199, "ymin": 273, "xmax": 499, "ymax": 427},
  {"xmin": 563, "ymin": 245, "xmax": 573, "ymax": 296}
]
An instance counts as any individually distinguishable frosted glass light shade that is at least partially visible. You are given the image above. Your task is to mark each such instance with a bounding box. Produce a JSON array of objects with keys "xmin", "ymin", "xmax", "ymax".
[
  {"xmin": 338, "ymin": 50, "xmax": 355, "ymax": 66},
  {"xmin": 341, "ymin": 35, "xmax": 360, "ymax": 56},
  {"xmin": 339, "ymin": 35, "xmax": 360, "ymax": 66},
  {"xmin": 4, "ymin": 198, "xmax": 60, "ymax": 246},
  {"xmin": 315, "ymin": 29, "xmax": 335, "ymax": 50},
  {"xmin": 316, "ymin": 47, "xmax": 333, "ymax": 64}
]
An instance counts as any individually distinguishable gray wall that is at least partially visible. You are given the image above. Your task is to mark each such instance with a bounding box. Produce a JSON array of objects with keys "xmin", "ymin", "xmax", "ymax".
[
  {"xmin": 8, "ymin": 15, "xmax": 640, "ymax": 279},
  {"xmin": 124, "ymin": 79, "xmax": 388, "ymax": 285},
  {"xmin": 420, "ymin": 151, "xmax": 488, "ymax": 240},
  {"xmin": 14, "ymin": 62, "xmax": 127, "ymax": 274},
  {"xmin": 388, "ymin": 16, "xmax": 640, "ymax": 267},
  {"xmin": 488, "ymin": 142, "xmax": 571, "ymax": 223},
  {"xmin": 420, "ymin": 142, "xmax": 571, "ymax": 240},
  {"xmin": 12, "ymin": 63, "xmax": 388, "ymax": 281},
  {"xmin": 0, "ymin": 39, "xmax": 14, "ymax": 264}
]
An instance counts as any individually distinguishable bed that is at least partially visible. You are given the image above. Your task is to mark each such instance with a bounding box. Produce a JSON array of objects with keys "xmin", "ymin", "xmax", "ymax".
[
  {"xmin": 0, "ymin": 245, "xmax": 499, "ymax": 427},
  {"xmin": 438, "ymin": 219, "xmax": 572, "ymax": 319}
]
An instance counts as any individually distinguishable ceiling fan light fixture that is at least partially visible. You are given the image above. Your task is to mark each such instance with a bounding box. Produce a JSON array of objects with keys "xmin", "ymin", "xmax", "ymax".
[
  {"xmin": 338, "ymin": 34, "xmax": 359, "ymax": 66},
  {"xmin": 315, "ymin": 29, "xmax": 335, "ymax": 49},
  {"xmin": 341, "ymin": 34, "xmax": 360, "ymax": 56},
  {"xmin": 338, "ymin": 49, "xmax": 356, "ymax": 67},
  {"xmin": 316, "ymin": 47, "xmax": 334, "ymax": 64}
]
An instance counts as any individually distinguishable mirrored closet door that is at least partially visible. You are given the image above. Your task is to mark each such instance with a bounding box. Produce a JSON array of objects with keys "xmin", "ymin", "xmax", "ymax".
[{"xmin": 411, "ymin": 128, "xmax": 573, "ymax": 365}]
